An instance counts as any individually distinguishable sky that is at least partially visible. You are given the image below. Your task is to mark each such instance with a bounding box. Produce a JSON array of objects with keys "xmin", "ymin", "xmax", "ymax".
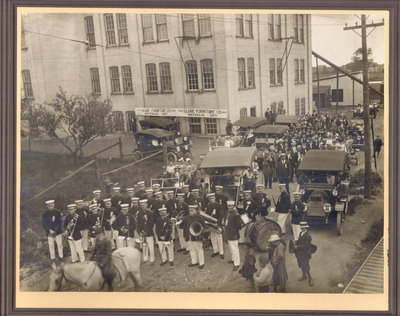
[{"xmin": 311, "ymin": 14, "xmax": 386, "ymax": 67}]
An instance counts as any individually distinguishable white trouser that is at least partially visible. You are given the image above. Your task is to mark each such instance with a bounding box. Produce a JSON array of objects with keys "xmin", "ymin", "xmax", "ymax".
[
  {"xmin": 292, "ymin": 224, "xmax": 301, "ymax": 241},
  {"xmin": 277, "ymin": 213, "xmax": 289, "ymax": 234},
  {"xmin": 80, "ymin": 229, "xmax": 89, "ymax": 251},
  {"xmin": 157, "ymin": 240, "xmax": 174, "ymax": 262},
  {"xmin": 112, "ymin": 230, "xmax": 119, "ymax": 249},
  {"xmin": 48, "ymin": 234, "xmax": 63, "ymax": 259},
  {"xmin": 116, "ymin": 236, "xmax": 135, "ymax": 248},
  {"xmin": 68, "ymin": 238, "xmax": 85, "ymax": 263},
  {"xmin": 143, "ymin": 236, "xmax": 155, "ymax": 263},
  {"xmin": 228, "ymin": 240, "xmax": 240, "ymax": 266},
  {"xmin": 177, "ymin": 228, "xmax": 187, "ymax": 250},
  {"xmin": 210, "ymin": 231, "xmax": 224, "ymax": 255},
  {"xmin": 187, "ymin": 241, "xmax": 204, "ymax": 265}
]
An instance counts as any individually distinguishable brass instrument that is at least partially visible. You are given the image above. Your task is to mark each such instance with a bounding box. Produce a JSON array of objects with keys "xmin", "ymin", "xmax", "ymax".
[
  {"xmin": 66, "ymin": 214, "xmax": 79, "ymax": 240},
  {"xmin": 189, "ymin": 221, "xmax": 203, "ymax": 237},
  {"xmin": 199, "ymin": 210, "xmax": 223, "ymax": 234}
]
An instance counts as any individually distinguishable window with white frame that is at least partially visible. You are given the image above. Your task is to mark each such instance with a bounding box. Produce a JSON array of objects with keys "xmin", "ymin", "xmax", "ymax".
[
  {"xmin": 268, "ymin": 14, "xmax": 274, "ymax": 39},
  {"xmin": 275, "ymin": 14, "xmax": 282, "ymax": 39},
  {"xmin": 156, "ymin": 14, "xmax": 168, "ymax": 41},
  {"xmin": 236, "ymin": 14, "xmax": 244, "ymax": 36},
  {"xmin": 189, "ymin": 117, "xmax": 202, "ymax": 134},
  {"xmin": 205, "ymin": 118, "xmax": 217, "ymax": 134},
  {"xmin": 198, "ymin": 14, "xmax": 211, "ymax": 37},
  {"xmin": 299, "ymin": 59, "xmax": 305, "ymax": 83},
  {"xmin": 182, "ymin": 14, "xmax": 195, "ymax": 38},
  {"xmin": 244, "ymin": 14, "xmax": 253, "ymax": 37},
  {"xmin": 113, "ymin": 111, "xmax": 124, "ymax": 131},
  {"xmin": 201, "ymin": 59, "xmax": 215, "ymax": 90},
  {"xmin": 301, "ymin": 97, "xmax": 306, "ymax": 115},
  {"xmin": 238, "ymin": 58, "xmax": 246, "ymax": 89},
  {"xmin": 276, "ymin": 58, "xmax": 283, "ymax": 85},
  {"xmin": 109, "ymin": 66, "xmax": 120, "ymax": 93},
  {"xmin": 142, "ymin": 14, "xmax": 154, "ymax": 43},
  {"xmin": 84, "ymin": 16, "xmax": 96, "ymax": 48},
  {"xmin": 104, "ymin": 14, "xmax": 116, "ymax": 46},
  {"xmin": 146, "ymin": 63, "xmax": 158, "ymax": 92},
  {"xmin": 299, "ymin": 15, "xmax": 304, "ymax": 43},
  {"xmin": 240, "ymin": 107, "xmax": 247, "ymax": 118},
  {"xmin": 121, "ymin": 65, "xmax": 133, "ymax": 93},
  {"xmin": 22, "ymin": 69, "xmax": 33, "ymax": 98},
  {"xmin": 295, "ymin": 98, "xmax": 300, "ymax": 116},
  {"xmin": 294, "ymin": 59, "xmax": 299, "ymax": 84},
  {"xmin": 116, "ymin": 14, "xmax": 129, "ymax": 46},
  {"xmin": 185, "ymin": 61, "xmax": 199, "ymax": 91},
  {"xmin": 247, "ymin": 58, "xmax": 255, "ymax": 88},
  {"xmin": 250, "ymin": 106, "xmax": 256, "ymax": 117},
  {"xmin": 269, "ymin": 58, "xmax": 276, "ymax": 85},
  {"xmin": 90, "ymin": 68, "xmax": 101, "ymax": 94},
  {"xmin": 160, "ymin": 62, "xmax": 172, "ymax": 92}
]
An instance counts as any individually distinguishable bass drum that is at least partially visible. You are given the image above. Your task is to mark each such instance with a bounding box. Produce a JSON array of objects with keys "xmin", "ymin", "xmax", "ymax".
[{"xmin": 243, "ymin": 218, "xmax": 282, "ymax": 252}]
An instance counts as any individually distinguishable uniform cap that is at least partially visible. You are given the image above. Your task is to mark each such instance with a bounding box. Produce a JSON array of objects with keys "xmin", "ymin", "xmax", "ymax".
[
  {"xmin": 158, "ymin": 207, "xmax": 167, "ymax": 211},
  {"xmin": 126, "ymin": 188, "xmax": 134, "ymax": 192},
  {"xmin": 113, "ymin": 186, "xmax": 121, "ymax": 190},
  {"xmin": 167, "ymin": 191, "xmax": 174, "ymax": 195},
  {"xmin": 103, "ymin": 198, "xmax": 111, "ymax": 202},
  {"xmin": 188, "ymin": 204, "xmax": 198, "ymax": 209},
  {"xmin": 278, "ymin": 183, "xmax": 286, "ymax": 187},
  {"xmin": 89, "ymin": 204, "xmax": 98, "ymax": 209},
  {"xmin": 215, "ymin": 185, "xmax": 223, "ymax": 190},
  {"xmin": 146, "ymin": 189, "xmax": 154, "ymax": 193},
  {"xmin": 182, "ymin": 184, "xmax": 189, "ymax": 188},
  {"xmin": 137, "ymin": 181, "xmax": 145, "ymax": 186},
  {"xmin": 92, "ymin": 190, "xmax": 101, "ymax": 194},
  {"xmin": 226, "ymin": 200, "xmax": 235, "ymax": 206},
  {"xmin": 45, "ymin": 200, "xmax": 55, "ymax": 204},
  {"xmin": 300, "ymin": 222, "xmax": 310, "ymax": 228},
  {"xmin": 191, "ymin": 189, "xmax": 200, "ymax": 193},
  {"xmin": 243, "ymin": 190, "xmax": 252, "ymax": 194},
  {"xmin": 293, "ymin": 191, "xmax": 303, "ymax": 196},
  {"xmin": 74, "ymin": 200, "xmax": 84, "ymax": 204},
  {"xmin": 152, "ymin": 183, "xmax": 161, "ymax": 188},
  {"xmin": 207, "ymin": 193, "xmax": 215, "ymax": 198},
  {"xmin": 177, "ymin": 193, "xmax": 185, "ymax": 197},
  {"xmin": 154, "ymin": 191, "xmax": 162, "ymax": 196},
  {"xmin": 131, "ymin": 197, "xmax": 139, "ymax": 201},
  {"xmin": 139, "ymin": 199, "xmax": 148, "ymax": 204},
  {"xmin": 67, "ymin": 204, "xmax": 76, "ymax": 209},
  {"xmin": 121, "ymin": 204, "xmax": 129, "ymax": 208}
]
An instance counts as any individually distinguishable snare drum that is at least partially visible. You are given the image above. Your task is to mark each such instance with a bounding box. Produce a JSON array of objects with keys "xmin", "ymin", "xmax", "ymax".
[{"xmin": 240, "ymin": 213, "xmax": 251, "ymax": 225}]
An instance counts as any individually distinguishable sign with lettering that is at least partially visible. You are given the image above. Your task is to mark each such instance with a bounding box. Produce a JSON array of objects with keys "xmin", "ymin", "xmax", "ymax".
[{"xmin": 135, "ymin": 108, "xmax": 228, "ymax": 119}]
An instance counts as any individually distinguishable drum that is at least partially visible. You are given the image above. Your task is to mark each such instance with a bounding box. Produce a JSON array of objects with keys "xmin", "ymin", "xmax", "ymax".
[{"xmin": 243, "ymin": 218, "xmax": 282, "ymax": 252}]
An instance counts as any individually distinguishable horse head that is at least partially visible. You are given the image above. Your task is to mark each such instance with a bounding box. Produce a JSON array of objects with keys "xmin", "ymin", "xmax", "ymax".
[{"xmin": 48, "ymin": 261, "xmax": 64, "ymax": 291}]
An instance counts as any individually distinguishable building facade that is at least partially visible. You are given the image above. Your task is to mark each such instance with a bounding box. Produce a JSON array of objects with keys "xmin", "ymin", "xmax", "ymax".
[{"xmin": 21, "ymin": 12, "xmax": 313, "ymax": 135}]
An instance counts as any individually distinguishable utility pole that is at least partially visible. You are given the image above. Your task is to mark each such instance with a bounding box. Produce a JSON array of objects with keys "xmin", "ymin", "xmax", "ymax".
[{"xmin": 344, "ymin": 16, "xmax": 384, "ymax": 198}]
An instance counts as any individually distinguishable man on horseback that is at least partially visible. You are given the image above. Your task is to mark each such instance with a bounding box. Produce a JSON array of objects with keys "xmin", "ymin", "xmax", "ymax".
[{"xmin": 91, "ymin": 227, "xmax": 116, "ymax": 291}]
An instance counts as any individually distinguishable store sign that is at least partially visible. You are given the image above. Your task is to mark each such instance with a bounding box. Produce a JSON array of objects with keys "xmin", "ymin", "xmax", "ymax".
[{"xmin": 135, "ymin": 107, "xmax": 228, "ymax": 119}]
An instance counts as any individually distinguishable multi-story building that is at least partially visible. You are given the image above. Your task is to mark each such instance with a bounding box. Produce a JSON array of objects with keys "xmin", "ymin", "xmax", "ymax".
[{"xmin": 21, "ymin": 12, "xmax": 313, "ymax": 135}]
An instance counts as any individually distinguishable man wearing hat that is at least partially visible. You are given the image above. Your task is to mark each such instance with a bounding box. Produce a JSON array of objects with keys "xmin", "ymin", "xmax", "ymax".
[
  {"xmin": 242, "ymin": 190, "xmax": 258, "ymax": 221},
  {"xmin": 90, "ymin": 227, "xmax": 115, "ymax": 291},
  {"xmin": 42, "ymin": 200, "xmax": 63, "ymax": 260},
  {"xmin": 175, "ymin": 193, "xmax": 189, "ymax": 254},
  {"xmin": 87, "ymin": 203, "xmax": 102, "ymax": 250},
  {"xmin": 92, "ymin": 190, "xmax": 105, "ymax": 209},
  {"xmin": 103, "ymin": 198, "xmax": 117, "ymax": 249},
  {"xmin": 254, "ymin": 185, "xmax": 271, "ymax": 217},
  {"xmin": 136, "ymin": 199, "xmax": 155, "ymax": 265},
  {"xmin": 155, "ymin": 207, "xmax": 175, "ymax": 267},
  {"xmin": 114, "ymin": 204, "xmax": 136, "ymax": 248},
  {"xmin": 182, "ymin": 185, "xmax": 191, "ymax": 204},
  {"xmin": 63, "ymin": 204, "xmax": 85, "ymax": 263},
  {"xmin": 145, "ymin": 189, "xmax": 155, "ymax": 211},
  {"xmin": 294, "ymin": 222, "xmax": 314, "ymax": 286},
  {"xmin": 153, "ymin": 183, "xmax": 166, "ymax": 200},
  {"xmin": 125, "ymin": 187, "xmax": 136, "ymax": 204},
  {"xmin": 268, "ymin": 234, "xmax": 287, "ymax": 292},
  {"xmin": 111, "ymin": 186, "xmax": 124, "ymax": 212},
  {"xmin": 181, "ymin": 204, "xmax": 206, "ymax": 269},
  {"xmin": 165, "ymin": 191, "xmax": 178, "ymax": 219},
  {"xmin": 135, "ymin": 181, "xmax": 147, "ymax": 200},
  {"xmin": 206, "ymin": 193, "xmax": 224, "ymax": 259},
  {"xmin": 290, "ymin": 192, "xmax": 305, "ymax": 241},
  {"xmin": 190, "ymin": 189, "xmax": 205, "ymax": 211},
  {"xmin": 75, "ymin": 200, "xmax": 90, "ymax": 252},
  {"xmin": 275, "ymin": 184, "xmax": 291, "ymax": 234},
  {"xmin": 276, "ymin": 154, "xmax": 291, "ymax": 193},
  {"xmin": 129, "ymin": 197, "xmax": 140, "ymax": 217},
  {"xmin": 152, "ymin": 191, "xmax": 167, "ymax": 223},
  {"xmin": 225, "ymin": 201, "xmax": 243, "ymax": 271},
  {"xmin": 215, "ymin": 185, "xmax": 228, "ymax": 219},
  {"xmin": 262, "ymin": 151, "xmax": 276, "ymax": 189}
]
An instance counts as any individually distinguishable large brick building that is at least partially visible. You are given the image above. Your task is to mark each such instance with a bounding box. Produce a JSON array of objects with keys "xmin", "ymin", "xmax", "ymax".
[{"xmin": 21, "ymin": 12, "xmax": 313, "ymax": 135}]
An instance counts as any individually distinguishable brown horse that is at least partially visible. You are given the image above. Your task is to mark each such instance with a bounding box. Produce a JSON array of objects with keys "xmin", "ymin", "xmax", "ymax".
[{"xmin": 48, "ymin": 247, "xmax": 142, "ymax": 291}]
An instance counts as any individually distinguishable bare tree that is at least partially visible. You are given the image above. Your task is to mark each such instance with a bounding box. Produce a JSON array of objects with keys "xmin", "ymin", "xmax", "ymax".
[{"xmin": 33, "ymin": 88, "xmax": 113, "ymax": 162}]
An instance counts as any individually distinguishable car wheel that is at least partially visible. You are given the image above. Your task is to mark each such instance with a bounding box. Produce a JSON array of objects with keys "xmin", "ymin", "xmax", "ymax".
[
  {"xmin": 336, "ymin": 212, "xmax": 343, "ymax": 236},
  {"xmin": 167, "ymin": 152, "xmax": 178, "ymax": 162}
]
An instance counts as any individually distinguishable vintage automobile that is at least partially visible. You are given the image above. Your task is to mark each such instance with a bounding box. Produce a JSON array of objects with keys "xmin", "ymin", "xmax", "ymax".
[
  {"xmin": 274, "ymin": 114, "xmax": 299, "ymax": 126},
  {"xmin": 297, "ymin": 150, "xmax": 350, "ymax": 235},
  {"xmin": 139, "ymin": 117, "xmax": 178, "ymax": 131},
  {"xmin": 232, "ymin": 117, "xmax": 270, "ymax": 138},
  {"xmin": 252, "ymin": 124, "xmax": 290, "ymax": 149},
  {"xmin": 132, "ymin": 129, "xmax": 189, "ymax": 162}
]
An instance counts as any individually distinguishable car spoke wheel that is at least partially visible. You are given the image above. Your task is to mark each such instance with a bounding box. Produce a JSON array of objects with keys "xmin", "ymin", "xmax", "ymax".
[
  {"xmin": 336, "ymin": 212, "xmax": 343, "ymax": 235},
  {"xmin": 167, "ymin": 152, "xmax": 177, "ymax": 162}
]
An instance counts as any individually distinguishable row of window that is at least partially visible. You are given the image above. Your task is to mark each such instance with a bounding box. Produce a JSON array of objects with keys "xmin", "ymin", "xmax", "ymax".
[
  {"xmin": 294, "ymin": 97, "xmax": 307, "ymax": 116},
  {"xmin": 294, "ymin": 59, "xmax": 306, "ymax": 84},
  {"xmin": 83, "ymin": 13, "xmax": 306, "ymax": 49}
]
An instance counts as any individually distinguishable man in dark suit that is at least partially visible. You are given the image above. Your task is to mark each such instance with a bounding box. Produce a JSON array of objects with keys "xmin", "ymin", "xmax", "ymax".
[
  {"xmin": 294, "ymin": 222, "xmax": 314, "ymax": 286},
  {"xmin": 42, "ymin": 200, "xmax": 63, "ymax": 260},
  {"xmin": 275, "ymin": 184, "xmax": 291, "ymax": 235},
  {"xmin": 276, "ymin": 154, "xmax": 291, "ymax": 193},
  {"xmin": 253, "ymin": 185, "xmax": 271, "ymax": 217},
  {"xmin": 225, "ymin": 201, "xmax": 244, "ymax": 271}
]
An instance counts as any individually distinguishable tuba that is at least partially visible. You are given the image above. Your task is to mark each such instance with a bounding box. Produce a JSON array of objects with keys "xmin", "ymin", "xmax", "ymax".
[
  {"xmin": 199, "ymin": 210, "xmax": 223, "ymax": 234},
  {"xmin": 189, "ymin": 221, "xmax": 203, "ymax": 237}
]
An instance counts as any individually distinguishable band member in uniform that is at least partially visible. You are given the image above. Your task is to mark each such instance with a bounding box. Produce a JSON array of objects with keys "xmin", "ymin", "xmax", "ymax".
[
  {"xmin": 91, "ymin": 227, "xmax": 116, "ymax": 291},
  {"xmin": 215, "ymin": 185, "xmax": 228, "ymax": 219},
  {"xmin": 155, "ymin": 207, "xmax": 175, "ymax": 267},
  {"xmin": 75, "ymin": 200, "xmax": 89, "ymax": 252},
  {"xmin": 145, "ymin": 189, "xmax": 155, "ymax": 211},
  {"xmin": 152, "ymin": 183, "xmax": 166, "ymax": 200},
  {"xmin": 137, "ymin": 199, "xmax": 155, "ymax": 265},
  {"xmin": 181, "ymin": 204, "xmax": 206, "ymax": 269},
  {"xmin": 114, "ymin": 204, "xmax": 136, "ymax": 248},
  {"xmin": 111, "ymin": 186, "xmax": 124, "ymax": 212},
  {"xmin": 275, "ymin": 184, "xmax": 291, "ymax": 234},
  {"xmin": 135, "ymin": 181, "xmax": 147, "ymax": 200},
  {"xmin": 63, "ymin": 204, "xmax": 85, "ymax": 263},
  {"xmin": 92, "ymin": 190, "xmax": 105, "ymax": 209},
  {"xmin": 165, "ymin": 190, "xmax": 178, "ymax": 218},
  {"xmin": 175, "ymin": 193, "xmax": 189, "ymax": 254},
  {"xmin": 152, "ymin": 191, "xmax": 167, "ymax": 223},
  {"xmin": 103, "ymin": 198, "xmax": 117, "ymax": 249},
  {"xmin": 42, "ymin": 200, "xmax": 63, "ymax": 260},
  {"xmin": 254, "ymin": 184, "xmax": 271, "ymax": 217},
  {"xmin": 242, "ymin": 190, "xmax": 258, "ymax": 221},
  {"xmin": 87, "ymin": 203, "xmax": 102, "ymax": 250},
  {"xmin": 225, "ymin": 201, "xmax": 243, "ymax": 271},
  {"xmin": 129, "ymin": 197, "xmax": 140, "ymax": 216},
  {"xmin": 276, "ymin": 154, "xmax": 291, "ymax": 193},
  {"xmin": 125, "ymin": 187, "xmax": 136, "ymax": 204},
  {"xmin": 205, "ymin": 193, "xmax": 224, "ymax": 259},
  {"xmin": 268, "ymin": 234, "xmax": 288, "ymax": 292},
  {"xmin": 190, "ymin": 189, "xmax": 205, "ymax": 211},
  {"xmin": 290, "ymin": 192, "xmax": 305, "ymax": 241},
  {"xmin": 182, "ymin": 185, "xmax": 191, "ymax": 204},
  {"xmin": 294, "ymin": 222, "xmax": 314, "ymax": 286}
]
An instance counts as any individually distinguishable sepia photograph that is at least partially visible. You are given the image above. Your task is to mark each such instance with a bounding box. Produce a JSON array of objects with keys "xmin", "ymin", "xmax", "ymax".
[{"xmin": 15, "ymin": 6, "xmax": 389, "ymax": 311}]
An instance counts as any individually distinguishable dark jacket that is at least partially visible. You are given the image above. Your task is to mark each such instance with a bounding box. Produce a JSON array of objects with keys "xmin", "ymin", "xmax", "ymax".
[
  {"xmin": 92, "ymin": 237, "xmax": 115, "ymax": 280},
  {"xmin": 182, "ymin": 214, "xmax": 206, "ymax": 242},
  {"xmin": 276, "ymin": 158, "xmax": 291, "ymax": 179},
  {"xmin": 290, "ymin": 200, "xmax": 305, "ymax": 224},
  {"xmin": 166, "ymin": 199, "xmax": 178, "ymax": 218},
  {"xmin": 136, "ymin": 208, "xmax": 155, "ymax": 237},
  {"xmin": 225, "ymin": 211, "xmax": 243, "ymax": 241},
  {"xmin": 103, "ymin": 207, "xmax": 118, "ymax": 231},
  {"xmin": 205, "ymin": 201, "xmax": 224, "ymax": 226},
  {"xmin": 42, "ymin": 209, "xmax": 63, "ymax": 236},
  {"xmin": 113, "ymin": 213, "xmax": 136, "ymax": 238},
  {"xmin": 64, "ymin": 213, "xmax": 84, "ymax": 240},
  {"xmin": 88, "ymin": 212, "xmax": 102, "ymax": 238},
  {"xmin": 254, "ymin": 193, "xmax": 271, "ymax": 216},
  {"xmin": 111, "ymin": 195, "xmax": 124, "ymax": 211},
  {"xmin": 155, "ymin": 217, "xmax": 174, "ymax": 242},
  {"xmin": 276, "ymin": 191, "xmax": 291, "ymax": 214},
  {"xmin": 75, "ymin": 207, "xmax": 90, "ymax": 229},
  {"xmin": 295, "ymin": 231, "xmax": 312, "ymax": 260}
]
